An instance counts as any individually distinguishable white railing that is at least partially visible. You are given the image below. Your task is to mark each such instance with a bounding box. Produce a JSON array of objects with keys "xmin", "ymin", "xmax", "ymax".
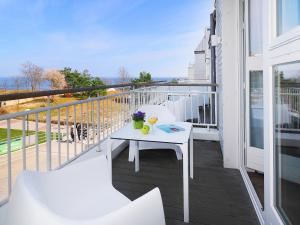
[
  {"xmin": 276, "ymin": 87, "xmax": 300, "ymax": 130},
  {"xmin": 0, "ymin": 84, "xmax": 217, "ymax": 205},
  {"xmin": 134, "ymin": 86, "xmax": 217, "ymax": 127},
  {"xmin": 280, "ymin": 87, "xmax": 300, "ymax": 114},
  {"xmin": 0, "ymin": 87, "xmax": 133, "ymax": 204}
]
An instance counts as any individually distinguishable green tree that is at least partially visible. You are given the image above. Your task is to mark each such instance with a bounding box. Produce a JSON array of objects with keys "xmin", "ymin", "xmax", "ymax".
[
  {"xmin": 170, "ymin": 78, "xmax": 178, "ymax": 84},
  {"xmin": 60, "ymin": 67, "xmax": 106, "ymax": 97},
  {"xmin": 132, "ymin": 71, "xmax": 152, "ymax": 84},
  {"xmin": 61, "ymin": 67, "xmax": 84, "ymax": 88},
  {"xmin": 88, "ymin": 77, "xmax": 106, "ymax": 97}
]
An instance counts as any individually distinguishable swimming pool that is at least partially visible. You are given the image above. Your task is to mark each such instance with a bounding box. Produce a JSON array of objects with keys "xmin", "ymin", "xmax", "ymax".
[{"xmin": 0, "ymin": 138, "xmax": 23, "ymax": 154}]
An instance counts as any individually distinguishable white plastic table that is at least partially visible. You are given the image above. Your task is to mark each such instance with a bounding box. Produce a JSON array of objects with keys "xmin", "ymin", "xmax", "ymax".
[{"xmin": 107, "ymin": 122, "xmax": 193, "ymax": 223}]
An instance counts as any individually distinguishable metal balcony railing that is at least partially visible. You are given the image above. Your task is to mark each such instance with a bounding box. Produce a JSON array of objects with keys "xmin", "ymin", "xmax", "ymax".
[{"xmin": 0, "ymin": 82, "xmax": 217, "ymax": 205}]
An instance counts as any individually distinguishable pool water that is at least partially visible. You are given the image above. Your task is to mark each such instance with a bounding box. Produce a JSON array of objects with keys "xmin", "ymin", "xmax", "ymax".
[{"xmin": 0, "ymin": 138, "xmax": 23, "ymax": 154}]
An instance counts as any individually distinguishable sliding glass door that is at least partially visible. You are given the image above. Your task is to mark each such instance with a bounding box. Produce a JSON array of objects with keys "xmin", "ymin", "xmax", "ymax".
[
  {"xmin": 274, "ymin": 62, "xmax": 300, "ymax": 225},
  {"xmin": 245, "ymin": 0, "xmax": 264, "ymax": 173},
  {"xmin": 247, "ymin": 71, "xmax": 264, "ymax": 172}
]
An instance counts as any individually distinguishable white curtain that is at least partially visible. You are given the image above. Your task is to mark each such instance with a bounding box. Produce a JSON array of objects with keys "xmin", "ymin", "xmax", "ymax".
[{"xmin": 249, "ymin": 0, "xmax": 263, "ymax": 55}]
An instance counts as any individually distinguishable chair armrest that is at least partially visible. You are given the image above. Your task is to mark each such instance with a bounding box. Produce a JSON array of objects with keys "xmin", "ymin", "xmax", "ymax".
[{"xmin": 97, "ymin": 187, "xmax": 166, "ymax": 225}]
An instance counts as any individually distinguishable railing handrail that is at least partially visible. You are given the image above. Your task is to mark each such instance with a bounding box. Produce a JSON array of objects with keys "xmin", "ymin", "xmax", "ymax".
[
  {"xmin": 134, "ymin": 90, "xmax": 217, "ymax": 95},
  {"xmin": 0, "ymin": 91, "xmax": 132, "ymax": 120},
  {"xmin": 0, "ymin": 83, "xmax": 133, "ymax": 101},
  {"xmin": 0, "ymin": 82, "xmax": 218, "ymax": 101}
]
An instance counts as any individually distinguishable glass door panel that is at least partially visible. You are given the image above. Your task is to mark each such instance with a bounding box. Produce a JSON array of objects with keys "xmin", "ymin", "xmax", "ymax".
[
  {"xmin": 246, "ymin": 71, "xmax": 264, "ymax": 172},
  {"xmin": 250, "ymin": 71, "xmax": 264, "ymax": 149},
  {"xmin": 243, "ymin": 0, "xmax": 264, "ymax": 209},
  {"xmin": 277, "ymin": 0, "xmax": 300, "ymax": 36},
  {"xmin": 274, "ymin": 62, "xmax": 300, "ymax": 225}
]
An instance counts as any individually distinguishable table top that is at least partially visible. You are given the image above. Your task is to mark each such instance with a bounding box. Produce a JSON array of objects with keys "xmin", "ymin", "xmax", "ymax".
[{"xmin": 110, "ymin": 122, "xmax": 192, "ymax": 144}]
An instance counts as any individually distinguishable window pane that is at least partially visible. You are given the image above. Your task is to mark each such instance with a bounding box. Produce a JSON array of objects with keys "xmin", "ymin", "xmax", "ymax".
[
  {"xmin": 250, "ymin": 71, "xmax": 264, "ymax": 148},
  {"xmin": 274, "ymin": 62, "xmax": 300, "ymax": 224},
  {"xmin": 249, "ymin": 0, "xmax": 263, "ymax": 55},
  {"xmin": 277, "ymin": 0, "xmax": 300, "ymax": 35}
]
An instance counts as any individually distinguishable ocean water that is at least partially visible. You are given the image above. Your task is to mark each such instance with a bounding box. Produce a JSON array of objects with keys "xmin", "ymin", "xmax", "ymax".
[
  {"xmin": 0, "ymin": 77, "xmax": 50, "ymax": 90},
  {"xmin": 0, "ymin": 76, "xmax": 175, "ymax": 91}
]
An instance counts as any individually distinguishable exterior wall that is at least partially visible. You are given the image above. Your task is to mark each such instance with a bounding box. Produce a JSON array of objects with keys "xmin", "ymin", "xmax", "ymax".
[
  {"xmin": 215, "ymin": 0, "xmax": 240, "ymax": 169},
  {"xmin": 188, "ymin": 28, "xmax": 211, "ymax": 81},
  {"xmin": 188, "ymin": 64, "xmax": 195, "ymax": 80},
  {"xmin": 215, "ymin": 0, "xmax": 223, "ymax": 151},
  {"xmin": 193, "ymin": 53, "xmax": 206, "ymax": 79}
]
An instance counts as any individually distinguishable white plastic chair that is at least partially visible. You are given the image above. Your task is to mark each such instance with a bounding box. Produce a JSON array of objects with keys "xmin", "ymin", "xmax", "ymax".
[
  {"xmin": 129, "ymin": 105, "xmax": 183, "ymax": 162},
  {"xmin": 4, "ymin": 155, "xmax": 166, "ymax": 225}
]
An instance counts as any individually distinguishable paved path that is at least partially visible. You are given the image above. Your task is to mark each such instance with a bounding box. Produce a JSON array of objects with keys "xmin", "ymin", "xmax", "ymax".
[{"xmin": 0, "ymin": 119, "xmax": 63, "ymax": 133}]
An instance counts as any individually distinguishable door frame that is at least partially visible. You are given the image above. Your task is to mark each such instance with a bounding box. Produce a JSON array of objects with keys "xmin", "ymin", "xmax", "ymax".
[
  {"xmin": 263, "ymin": 0, "xmax": 300, "ymax": 224},
  {"xmin": 244, "ymin": 0, "xmax": 264, "ymax": 173},
  {"xmin": 237, "ymin": 0, "xmax": 265, "ymax": 224}
]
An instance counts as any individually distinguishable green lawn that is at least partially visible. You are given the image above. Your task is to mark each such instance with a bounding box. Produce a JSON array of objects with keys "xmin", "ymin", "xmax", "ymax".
[{"xmin": 0, "ymin": 128, "xmax": 35, "ymax": 142}]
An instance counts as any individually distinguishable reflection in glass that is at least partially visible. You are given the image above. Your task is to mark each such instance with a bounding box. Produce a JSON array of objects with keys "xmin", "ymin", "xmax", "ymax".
[
  {"xmin": 249, "ymin": 0, "xmax": 263, "ymax": 55},
  {"xmin": 250, "ymin": 71, "xmax": 264, "ymax": 149},
  {"xmin": 274, "ymin": 62, "xmax": 300, "ymax": 224},
  {"xmin": 277, "ymin": 0, "xmax": 300, "ymax": 35}
]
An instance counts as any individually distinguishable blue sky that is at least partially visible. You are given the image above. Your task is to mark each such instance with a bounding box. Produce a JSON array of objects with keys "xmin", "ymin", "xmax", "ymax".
[{"xmin": 0, "ymin": 0, "xmax": 212, "ymax": 78}]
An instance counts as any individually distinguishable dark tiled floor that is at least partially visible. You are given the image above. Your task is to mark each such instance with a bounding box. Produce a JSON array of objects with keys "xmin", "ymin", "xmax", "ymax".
[
  {"xmin": 248, "ymin": 171, "xmax": 264, "ymax": 206},
  {"xmin": 112, "ymin": 140, "xmax": 260, "ymax": 225}
]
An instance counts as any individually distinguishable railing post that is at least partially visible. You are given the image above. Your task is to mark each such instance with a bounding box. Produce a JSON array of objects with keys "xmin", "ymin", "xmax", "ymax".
[
  {"xmin": 22, "ymin": 116, "xmax": 26, "ymax": 170},
  {"xmin": 7, "ymin": 119, "xmax": 12, "ymax": 194},
  {"xmin": 131, "ymin": 86, "xmax": 135, "ymax": 115},
  {"xmin": 46, "ymin": 96, "xmax": 51, "ymax": 171}
]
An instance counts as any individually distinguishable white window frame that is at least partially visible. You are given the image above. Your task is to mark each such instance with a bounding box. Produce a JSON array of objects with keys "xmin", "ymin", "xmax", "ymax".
[
  {"xmin": 238, "ymin": 1, "xmax": 265, "ymax": 224},
  {"xmin": 244, "ymin": 0, "xmax": 264, "ymax": 174},
  {"xmin": 263, "ymin": 0, "xmax": 300, "ymax": 225}
]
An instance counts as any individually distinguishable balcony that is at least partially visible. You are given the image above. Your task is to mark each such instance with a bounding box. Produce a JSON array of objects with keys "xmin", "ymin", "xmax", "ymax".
[
  {"xmin": 0, "ymin": 83, "xmax": 258, "ymax": 224},
  {"xmin": 112, "ymin": 141, "xmax": 259, "ymax": 225}
]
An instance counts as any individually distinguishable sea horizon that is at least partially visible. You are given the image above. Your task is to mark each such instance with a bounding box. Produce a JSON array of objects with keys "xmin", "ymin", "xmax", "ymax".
[{"xmin": 0, "ymin": 76, "xmax": 180, "ymax": 91}]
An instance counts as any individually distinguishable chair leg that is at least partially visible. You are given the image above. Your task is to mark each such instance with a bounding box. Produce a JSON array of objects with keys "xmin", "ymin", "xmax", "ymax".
[{"xmin": 107, "ymin": 138, "xmax": 112, "ymax": 182}]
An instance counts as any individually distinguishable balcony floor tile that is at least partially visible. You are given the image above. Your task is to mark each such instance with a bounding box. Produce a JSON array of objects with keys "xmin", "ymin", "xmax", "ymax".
[{"xmin": 112, "ymin": 140, "xmax": 260, "ymax": 225}]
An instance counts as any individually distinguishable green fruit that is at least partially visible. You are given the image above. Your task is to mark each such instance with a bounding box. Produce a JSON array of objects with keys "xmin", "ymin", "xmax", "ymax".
[{"xmin": 141, "ymin": 125, "xmax": 150, "ymax": 134}]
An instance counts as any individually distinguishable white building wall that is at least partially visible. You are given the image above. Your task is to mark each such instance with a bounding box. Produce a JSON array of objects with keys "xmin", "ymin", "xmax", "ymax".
[
  {"xmin": 215, "ymin": 0, "xmax": 223, "ymax": 152},
  {"xmin": 193, "ymin": 53, "xmax": 206, "ymax": 79},
  {"xmin": 215, "ymin": 0, "xmax": 240, "ymax": 169},
  {"xmin": 188, "ymin": 64, "xmax": 195, "ymax": 80},
  {"xmin": 187, "ymin": 28, "xmax": 211, "ymax": 81}
]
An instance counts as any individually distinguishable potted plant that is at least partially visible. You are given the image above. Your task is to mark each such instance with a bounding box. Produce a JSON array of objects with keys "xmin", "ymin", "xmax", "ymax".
[{"xmin": 132, "ymin": 111, "xmax": 145, "ymax": 129}]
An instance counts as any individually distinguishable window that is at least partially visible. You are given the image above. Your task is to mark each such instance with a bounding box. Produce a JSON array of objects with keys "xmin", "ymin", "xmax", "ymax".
[
  {"xmin": 250, "ymin": 71, "xmax": 264, "ymax": 148},
  {"xmin": 274, "ymin": 62, "xmax": 300, "ymax": 225},
  {"xmin": 277, "ymin": 0, "xmax": 300, "ymax": 35},
  {"xmin": 249, "ymin": 0, "xmax": 263, "ymax": 55}
]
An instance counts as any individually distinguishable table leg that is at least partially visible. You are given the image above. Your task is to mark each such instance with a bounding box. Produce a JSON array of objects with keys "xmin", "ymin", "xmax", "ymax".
[
  {"xmin": 107, "ymin": 137, "xmax": 112, "ymax": 182},
  {"xmin": 135, "ymin": 141, "xmax": 140, "ymax": 172},
  {"xmin": 182, "ymin": 142, "xmax": 189, "ymax": 223},
  {"xmin": 128, "ymin": 140, "xmax": 136, "ymax": 162},
  {"xmin": 190, "ymin": 128, "xmax": 194, "ymax": 179}
]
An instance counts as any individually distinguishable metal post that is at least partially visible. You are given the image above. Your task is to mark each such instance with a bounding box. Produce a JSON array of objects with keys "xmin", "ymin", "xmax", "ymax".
[
  {"xmin": 46, "ymin": 96, "xmax": 51, "ymax": 171},
  {"xmin": 22, "ymin": 116, "xmax": 26, "ymax": 170},
  {"xmin": 7, "ymin": 119, "xmax": 12, "ymax": 194}
]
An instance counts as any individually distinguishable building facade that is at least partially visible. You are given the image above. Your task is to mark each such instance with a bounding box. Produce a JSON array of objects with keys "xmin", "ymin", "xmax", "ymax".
[
  {"xmin": 188, "ymin": 27, "xmax": 211, "ymax": 82},
  {"xmin": 212, "ymin": 0, "xmax": 300, "ymax": 224}
]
